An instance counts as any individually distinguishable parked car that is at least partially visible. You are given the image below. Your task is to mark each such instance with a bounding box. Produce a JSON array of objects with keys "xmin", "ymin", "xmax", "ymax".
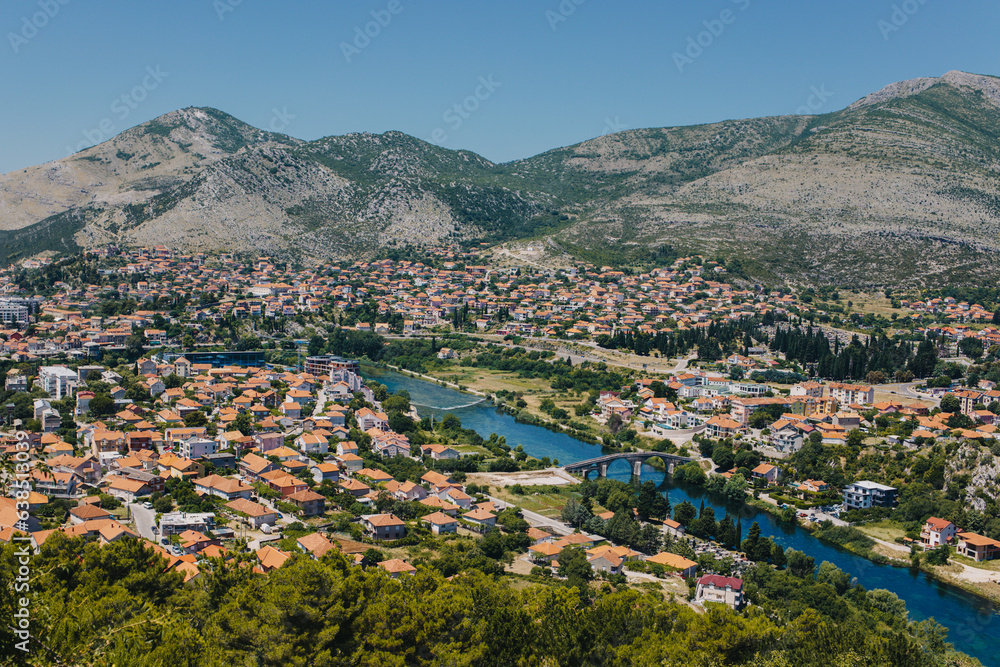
[{"xmin": 143, "ymin": 502, "xmax": 154, "ymax": 510}]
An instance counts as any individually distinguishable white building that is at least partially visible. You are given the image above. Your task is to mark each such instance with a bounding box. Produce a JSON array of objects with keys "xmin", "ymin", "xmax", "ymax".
[
  {"xmin": 843, "ymin": 481, "xmax": 897, "ymax": 510},
  {"xmin": 38, "ymin": 366, "xmax": 79, "ymax": 400},
  {"xmin": 159, "ymin": 511, "xmax": 215, "ymax": 536},
  {"xmin": 5, "ymin": 374, "xmax": 28, "ymax": 392},
  {"xmin": 695, "ymin": 575, "xmax": 746, "ymax": 610},
  {"xmin": 179, "ymin": 436, "xmax": 218, "ymax": 460},
  {"xmin": 0, "ymin": 299, "xmax": 30, "ymax": 325}
]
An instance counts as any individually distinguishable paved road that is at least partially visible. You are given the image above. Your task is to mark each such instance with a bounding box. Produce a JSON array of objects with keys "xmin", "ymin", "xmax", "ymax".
[
  {"xmin": 313, "ymin": 389, "xmax": 326, "ymax": 417},
  {"xmin": 518, "ymin": 507, "xmax": 575, "ymax": 537},
  {"xmin": 485, "ymin": 494, "xmax": 574, "ymax": 536},
  {"xmin": 130, "ymin": 503, "xmax": 157, "ymax": 541},
  {"xmin": 880, "ymin": 381, "xmax": 940, "ymax": 405}
]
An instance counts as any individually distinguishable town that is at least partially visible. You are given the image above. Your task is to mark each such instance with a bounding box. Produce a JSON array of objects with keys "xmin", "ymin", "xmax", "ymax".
[{"xmin": 2, "ymin": 245, "xmax": 999, "ymax": 664}]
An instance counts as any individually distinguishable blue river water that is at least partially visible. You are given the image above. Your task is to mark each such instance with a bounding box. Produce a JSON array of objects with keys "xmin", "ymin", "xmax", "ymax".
[{"xmin": 368, "ymin": 367, "xmax": 1000, "ymax": 665}]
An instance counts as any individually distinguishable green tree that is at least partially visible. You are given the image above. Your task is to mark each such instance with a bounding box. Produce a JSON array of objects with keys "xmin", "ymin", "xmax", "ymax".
[
  {"xmin": 716, "ymin": 515, "xmax": 738, "ymax": 549},
  {"xmin": 636, "ymin": 481, "xmax": 658, "ymax": 520},
  {"xmin": 816, "ymin": 561, "xmax": 851, "ymax": 594},
  {"xmin": 184, "ymin": 410, "xmax": 208, "ymax": 427},
  {"xmin": 234, "ymin": 411, "xmax": 253, "ymax": 436},
  {"xmin": 88, "ymin": 394, "xmax": 116, "ymax": 418},
  {"xmin": 308, "ymin": 334, "xmax": 326, "ymax": 357},
  {"xmin": 557, "ymin": 546, "xmax": 594, "ymax": 590},
  {"xmin": 711, "ymin": 444, "xmax": 734, "ymax": 471},
  {"xmin": 786, "ymin": 548, "xmax": 816, "ymax": 577},
  {"xmin": 722, "ymin": 474, "xmax": 749, "ymax": 505},
  {"xmin": 940, "ymin": 393, "xmax": 960, "ymax": 414},
  {"xmin": 673, "ymin": 501, "xmax": 697, "ymax": 528},
  {"xmin": 846, "ymin": 429, "xmax": 865, "ymax": 447},
  {"xmin": 740, "ymin": 521, "xmax": 763, "ymax": 560},
  {"xmin": 693, "ymin": 506, "xmax": 716, "ymax": 539},
  {"xmin": 770, "ymin": 541, "xmax": 787, "ymax": 568}
]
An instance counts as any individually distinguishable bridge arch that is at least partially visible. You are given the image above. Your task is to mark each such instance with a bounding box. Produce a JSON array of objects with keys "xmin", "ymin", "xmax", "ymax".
[
  {"xmin": 563, "ymin": 451, "xmax": 693, "ymax": 481},
  {"xmin": 631, "ymin": 453, "xmax": 673, "ymax": 479},
  {"xmin": 603, "ymin": 457, "xmax": 634, "ymax": 479}
]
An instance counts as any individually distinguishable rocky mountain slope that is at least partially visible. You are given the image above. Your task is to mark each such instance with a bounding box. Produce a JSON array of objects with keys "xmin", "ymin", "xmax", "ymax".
[
  {"xmin": 2, "ymin": 71, "xmax": 999, "ymax": 286},
  {"xmin": 542, "ymin": 70, "xmax": 1000, "ymax": 286}
]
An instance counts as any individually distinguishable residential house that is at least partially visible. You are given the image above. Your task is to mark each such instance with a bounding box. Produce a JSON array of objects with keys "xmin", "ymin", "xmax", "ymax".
[
  {"xmin": 338, "ymin": 478, "xmax": 371, "ymax": 498},
  {"xmin": 378, "ymin": 558, "xmax": 417, "ymax": 578},
  {"xmin": 646, "ymin": 552, "xmax": 697, "ymax": 578},
  {"xmin": 695, "ymin": 575, "xmax": 746, "ymax": 610},
  {"xmin": 297, "ymin": 532, "xmax": 336, "ymax": 559},
  {"xmin": 337, "ymin": 453, "xmax": 364, "ymax": 475},
  {"xmin": 259, "ymin": 470, "xmax": 308, "ymax": 498},
  {"xmin": 310, "ymin": 462, "xmax": 341, "ymax": 485},
  {"xmin": 360, "ymin": 513, "xmax": 406, "ymax": 541},
  {"xmin": 956, "ymin": 532, "xmax": 1000, "ymax": 562},
  {"xmin": 767, "ymin": 419, "xmax": 805, "ymax": 453},
  {"xmin": 256, "ymin": 545, "xmax": 291, "ymax": 573},
  {"xmin": 159, "ymin": 511, "xmax": 215, "ymax": 536},
  {"xmin": 706, "ymin": 415, "xmax": 742, "ymax": 439},
  {"xmin": 224, "ymin": 498, "xmax": 278, "ymax": 528},
  {"xmin": 385, "ymin": 479, "xmax": 427, "ymax": 502},
  {"xmin": 106, "ymin": 477, "xmax": 152, "ymax": 503},
  {"xmin": 662, "ymin": 518, "xmax": 686, "ymax": 538},
  {"xmin": 921, "ymin": 517, "xmax": 957, "ymax": 549},
  {"xmin": 193, "ymin": 474, "xmax": 253, "ymax": 501},
  {"xmin": 178, "ymin": 436, "xmax": 217, "ymax": 461},
  {"xmin": 355, "ymin": 408, "xmax": 389, "ymax": 431},
  {"xmin": 827, "ymin": 382, "xmax": 875, "ymax": 406},
  {"xmin": 421, "ymin": 511, "xmax": 458, "ymax": 535},
  {"xmin": 751, "ymin": 463, "xmax": 779, "ymax": 485},
  {"xmin": 463, "ymin": 507, "xmax": 496, "ymax": 529},
  {"xmin": 287, "ymin": 489, "xmax": 326, "ymax": 516},
  {"xmin": 68, "ymin": 504, "xmax": 112, "ymax": 525},
  {"xmin": 421, "ymin": 444, "xmax": 460, "ymax": 460},
  {"xmin": 238, "ymin": 452, "xmax": 277, "ymax": 482},
  {"xmin": 295, "ymin": 432, "xmax": 329, "ymax": 455}
]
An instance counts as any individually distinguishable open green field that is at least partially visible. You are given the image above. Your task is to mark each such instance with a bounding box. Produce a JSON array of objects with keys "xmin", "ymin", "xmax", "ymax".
[
  {"xmin": 493, "ymin": 488, "xmax": 577, "ymax": 518},
  {"xmin": 854, "ymin": 519, "xmax": 907, "ymax": 544}
]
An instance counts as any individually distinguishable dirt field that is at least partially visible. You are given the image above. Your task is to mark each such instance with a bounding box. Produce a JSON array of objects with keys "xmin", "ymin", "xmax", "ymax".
[
  {"xmin": 467, "ymin": 468, "xmax": 579, "ymax": 489},
  {"xmin": 842, "ymin": 291, "xmax": 910, "ymax": 319}
]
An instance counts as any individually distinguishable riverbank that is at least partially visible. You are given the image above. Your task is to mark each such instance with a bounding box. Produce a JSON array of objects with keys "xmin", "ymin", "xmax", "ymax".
[
  {"xmin": 749, "ymin": 491, "xmax": 1000, "ymax": 604},
  {"xmin": 865, "ymin": 533, "xmax": 1000, "ymax": 605},
  {"xmin": 374, "ymin": 361, "xmax": 604, "ymax": 444},
  {"xmin": 380, "ymin": 363, "xmax": 488, "ymax": 398},
  {"xmin": 804, "ymin": 517, "xmax": 1000, "ymax": 605},
  {"xmin": 372, "ymin": 365, "xmax": 1000, "ymax": 665}
]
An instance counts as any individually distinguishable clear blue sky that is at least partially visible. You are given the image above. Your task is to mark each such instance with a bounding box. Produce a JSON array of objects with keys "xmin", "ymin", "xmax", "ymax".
[{"xmin": 3, "ymin": 0, "xmax": 998, "ymax": 173}]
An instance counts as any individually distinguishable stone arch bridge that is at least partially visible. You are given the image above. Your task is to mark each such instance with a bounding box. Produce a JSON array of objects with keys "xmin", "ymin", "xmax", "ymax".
[{"xmin": 563, "ymin": 452, "xmax": 694, "ymax": 479}]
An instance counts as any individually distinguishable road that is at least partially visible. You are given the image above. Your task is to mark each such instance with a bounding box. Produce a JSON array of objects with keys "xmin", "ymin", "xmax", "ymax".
[
  {"xmin": 880, "ymin": 381, "xmax": 940, "ymax": 405},
  {"xmin": 484, "ymin": 493, "xmax": 574, "ymax": 536},
  {"xmin": 867, "ymin": 535, "xmax": 999, "ymax": 583},
  {"xmin": 313, "ymin": 388, "xmax": 326, "ymax": 417},
  {"xmin": 130, "ymin": 503, "xmax": 158, "ymax": 541}
]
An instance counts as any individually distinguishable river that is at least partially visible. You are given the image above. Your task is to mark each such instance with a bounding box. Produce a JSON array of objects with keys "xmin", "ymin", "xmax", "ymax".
[{"xmin": 368, "ymin": 367, "xmax": 1000, "ymax": 665}]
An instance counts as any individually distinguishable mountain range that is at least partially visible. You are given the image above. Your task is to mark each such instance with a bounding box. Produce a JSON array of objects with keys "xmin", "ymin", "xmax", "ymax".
[{"xmin": 2, "ymin": 70, "xmax": 999, "ymax": 287}]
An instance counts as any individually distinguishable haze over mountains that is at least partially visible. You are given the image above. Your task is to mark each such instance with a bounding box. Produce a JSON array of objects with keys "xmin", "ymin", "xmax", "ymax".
[{"xmin": 2, "ymin": 70, "xmax": 999, "ymax": 287}]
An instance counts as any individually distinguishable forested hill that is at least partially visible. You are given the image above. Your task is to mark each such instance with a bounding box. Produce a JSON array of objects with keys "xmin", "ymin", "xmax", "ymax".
[{"xmin": 0, "ymin": 534, "xmax": 980, "ymax": 666}]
